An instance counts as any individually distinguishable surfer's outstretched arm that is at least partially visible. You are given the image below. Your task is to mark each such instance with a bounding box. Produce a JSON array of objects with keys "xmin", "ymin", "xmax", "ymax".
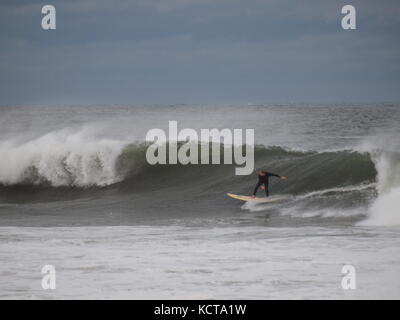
[{"xmin": 267, "ymin": 172, "xmax": 287, "ymax": 180}]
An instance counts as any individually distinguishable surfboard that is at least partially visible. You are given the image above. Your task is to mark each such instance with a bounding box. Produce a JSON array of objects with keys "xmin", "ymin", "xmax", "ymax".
[{"xmin": 226, "ymin": 193, "xmax": 288, "ymax": 203}]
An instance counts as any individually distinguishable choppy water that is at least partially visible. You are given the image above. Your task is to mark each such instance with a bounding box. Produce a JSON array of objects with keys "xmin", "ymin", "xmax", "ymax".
[{"xmin": 0, "ymin": 104, "xmax": 399, "ymax": 299}]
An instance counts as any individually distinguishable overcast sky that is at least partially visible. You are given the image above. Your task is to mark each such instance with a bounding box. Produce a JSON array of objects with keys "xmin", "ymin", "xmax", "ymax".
[{"xmin": 0, "ymin": 0, "xmax": 399, "ymax": 105}]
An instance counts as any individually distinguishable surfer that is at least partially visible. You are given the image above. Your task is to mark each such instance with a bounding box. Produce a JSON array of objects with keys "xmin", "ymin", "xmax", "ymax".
[{"xmin": 252, "ymin": 170, "xmax": 287, "ymax": 197}]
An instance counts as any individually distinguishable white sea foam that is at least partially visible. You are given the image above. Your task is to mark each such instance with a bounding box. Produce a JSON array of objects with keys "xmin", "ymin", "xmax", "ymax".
[
  {"xmin": 348, "ymin": 135, "xmax": 400, "ymax": 226},
  {"xmin": 241, "ymin": 183, "xmax": 375, "ymax": 215},
  {"xmin": 359, "ymin": 148, "xmax": 400, "ymax": 226},
  {"xmin": 1, "ymin": 225, "xmax": 399, "ymax": 299},
  {"xmin": 0, "ymin": 128, "xmax": 127, "ymax": 187},
  {"xmin": 296, "ymin": 183, "xmax": 376, "ymax": 200}
]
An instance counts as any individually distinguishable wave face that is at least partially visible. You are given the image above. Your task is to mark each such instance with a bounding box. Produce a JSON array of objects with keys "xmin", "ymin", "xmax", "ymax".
[{"xmin": 0, "ymin": 129, "xmax": 376, "ymax": 189}]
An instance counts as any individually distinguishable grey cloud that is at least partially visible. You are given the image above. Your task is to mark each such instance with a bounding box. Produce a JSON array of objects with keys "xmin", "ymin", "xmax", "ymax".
[{"xmin": 0, "ymin": 0, "xmax": 399, "ymax": 104}]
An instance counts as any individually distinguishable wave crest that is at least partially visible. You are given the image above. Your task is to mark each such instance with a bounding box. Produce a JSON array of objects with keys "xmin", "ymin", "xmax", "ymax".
[{"xmin": 0, "ymin": 129, "xmax": 127, "ymax": 187}]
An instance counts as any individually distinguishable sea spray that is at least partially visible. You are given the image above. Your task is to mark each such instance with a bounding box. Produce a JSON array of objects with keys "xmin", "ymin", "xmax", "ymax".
[
  {"xmin": 360, "ymin": 150, "xmax": 400, "ymax": 226},
  {"xmin": 0, "ymin": 129, "xmax": 127, "ymax": 187},
  {"xmin": 356, "ymin": 134, "xmax": 400, "ymax": 226}
]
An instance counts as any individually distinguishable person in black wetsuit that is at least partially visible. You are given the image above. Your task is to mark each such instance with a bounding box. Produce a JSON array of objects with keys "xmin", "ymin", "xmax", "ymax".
[{"xmin": 252, "ymin": 170, "xmax": 287, "ymax": 197}]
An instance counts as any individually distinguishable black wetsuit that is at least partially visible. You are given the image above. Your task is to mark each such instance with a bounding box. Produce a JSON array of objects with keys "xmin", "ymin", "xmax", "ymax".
[{"xmin": 253, "ymin": 172, "xmax": 281, "ymax": 197}]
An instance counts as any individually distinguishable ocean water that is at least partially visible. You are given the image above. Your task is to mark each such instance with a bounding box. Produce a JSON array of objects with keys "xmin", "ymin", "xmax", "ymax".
[{"xmin": 0, "ymin": 104, "xmax": 399, "ymax": 299}]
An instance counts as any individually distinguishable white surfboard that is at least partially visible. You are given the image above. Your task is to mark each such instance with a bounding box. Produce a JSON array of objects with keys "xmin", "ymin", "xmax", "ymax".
[{"xmin": 226, "ymin": 193, "xmax": 288, "ymax": 203}]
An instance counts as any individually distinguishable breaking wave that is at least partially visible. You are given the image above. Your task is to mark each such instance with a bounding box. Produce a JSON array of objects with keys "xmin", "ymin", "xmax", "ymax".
[{"xmin": 0, "ymin": 128, "xmax": 399, "ymax": 226}]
